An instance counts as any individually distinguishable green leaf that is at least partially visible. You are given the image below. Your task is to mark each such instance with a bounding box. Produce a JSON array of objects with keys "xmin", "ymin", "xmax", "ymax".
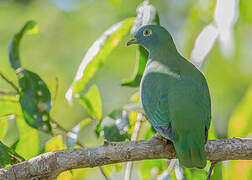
[
  {"xmin": 228, "ymin": 85, "xmax": 252, "ymax": 138},
  {"xmin": 15, "ymin": 117, "xmax": 39, "ymax": 159},
  {"xmin": 66, "ymin": 17, "xmax": 135, "ymax": 102},
  {"xmin": 121, "ymin": 46, "xmax": 148, "ymax": 87},
  {"xmin": 0, "ymin": 118, "xmax": 8, "ymax": 140},
  {"xmin": 211, "ymin": 162, "xmax": 223, "ymax": 180},
  {"xmin": 77, "ymin": 85, "xmax": 102, "ymax": 120},
  {"xmin": 96, "ymin": 110, "xmax": 130, "ymax": 141},
  {"xmin": 18, "ymin": 70, "xmax": 51, "ymax": 132},
  {"xmin": 0, "ymin": 141, "xmax": 24, "ymax": 168},
  {"xmin": 122, "ymin": 1, "xmax": 160, "ymax": 87},
  {"xmin": 0, "ymin": 141, "xmax": 10, "ymax": 168},
  {"xmin": 8, "ymin": 21, "xmax": 52, "ymax": 133},
  {"xmin": 79, "ymin": 118, "xmax": 91, "ymax": 130},
  {"xmin": 45, "ymin": 136, "xmax": 66, "ymax": 152},
  {"xmin": 8, "ymin": 20, "xmax": 38, "ymax": 70},
  {"xmin": 208, "ymin": 122, "xmax": 218, "ymax": 139},
  {"xmin": 139, "ymin": 159, "xmax": 167, "ymax": 180}
]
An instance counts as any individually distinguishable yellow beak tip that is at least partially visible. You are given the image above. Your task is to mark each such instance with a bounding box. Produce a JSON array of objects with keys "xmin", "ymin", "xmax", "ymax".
[{"xmin": 127, "ymin": 38, "xmax": 137, "ymax": 46}]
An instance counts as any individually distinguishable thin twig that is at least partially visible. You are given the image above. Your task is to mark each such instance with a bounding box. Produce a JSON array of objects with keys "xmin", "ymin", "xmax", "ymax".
[
  {"xmin": 50, "ymin": 117, "xmax": 110, "ymax": 180},
  {"xmin": 206, "ymin": 161, "xmax": 217, "ymax": 180},
  {"xmin": 124, "ymin": 113, "xmax": 144, "ymax": 180},
  {"xmin": 52, "ymin": 77, "xmax": 59, "ymax": 106},
  {"xmin": 0, "ymin": 72, "xmax": 19, "ymax": 94}
]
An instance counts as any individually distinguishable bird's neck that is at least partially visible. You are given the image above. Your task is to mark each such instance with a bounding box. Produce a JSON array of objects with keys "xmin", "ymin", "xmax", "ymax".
[{"xmin": 148, "ymin": 42, "xmax": 179, "ymax": 68}]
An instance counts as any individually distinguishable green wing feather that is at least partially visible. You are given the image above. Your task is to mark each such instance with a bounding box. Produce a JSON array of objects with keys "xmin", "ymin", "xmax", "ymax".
[{"xmin": 141, "ymin": 58, "xmax": 211, "ymax": 168}]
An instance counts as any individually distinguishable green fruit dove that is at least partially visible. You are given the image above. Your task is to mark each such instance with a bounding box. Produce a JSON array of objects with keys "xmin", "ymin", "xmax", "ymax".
[{"xmin": 127, "ymin": 25, "xmax": 211, "ymax": 169}]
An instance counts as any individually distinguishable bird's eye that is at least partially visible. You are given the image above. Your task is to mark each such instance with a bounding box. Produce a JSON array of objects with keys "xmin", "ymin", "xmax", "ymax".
[{"xmin": 143, "ymin": 29, "xmax": 152, "ymax": 36}]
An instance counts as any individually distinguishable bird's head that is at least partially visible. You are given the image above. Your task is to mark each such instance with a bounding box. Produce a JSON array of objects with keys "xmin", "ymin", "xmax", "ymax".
[{"xmin": 127, "ymin": 25, "xmax": 175, "ymax": 53}]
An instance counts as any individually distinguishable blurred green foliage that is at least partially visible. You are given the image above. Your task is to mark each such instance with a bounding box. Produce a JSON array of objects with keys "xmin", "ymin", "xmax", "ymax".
[{"xmin": 0, "ymin": 0, "xmax": 252, "ymax": 179}]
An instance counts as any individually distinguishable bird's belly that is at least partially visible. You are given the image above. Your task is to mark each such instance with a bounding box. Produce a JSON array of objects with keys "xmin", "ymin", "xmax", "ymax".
[{"xmin": 140, "ymin": 72, "xmax": 204, "ymax": 127}]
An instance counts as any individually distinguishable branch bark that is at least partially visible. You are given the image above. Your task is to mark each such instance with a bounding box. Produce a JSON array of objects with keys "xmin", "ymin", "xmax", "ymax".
[{"xmin": 0, "ymin": 137, "xmax": 252, "ymax": 180}]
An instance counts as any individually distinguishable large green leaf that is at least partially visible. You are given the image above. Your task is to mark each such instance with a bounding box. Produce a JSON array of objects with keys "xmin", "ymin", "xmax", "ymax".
[
  {"xmin": 15, "ymin": 117, "xmax": 39, "ymax": 159},
  {"xmin": 0, "ymin": 95, "xmax": 19, "ymax": 140},
  {"xmin": 66, "ymin": 17, "xmax": 135, "ymax": 102},
  {"xmin": 18, "ymin": 70, "xmax": 51, "ymax": 132},
  {"xmin": 122, "ymin": 1, "xmax": 160, "ymax": 87},
  {"xmin": 77, "ymin": 85, "xmax": 102, "ymax": 120},
  {"xmin": 0, "ymin": 141, "xmax": 24, "ymax": 168},
  {"xmin": 8, "ymin": 21, "xmax": 51, "ymax": 133},
  {"xmin": 0, "ymin": 117, "xmax": 8, "ymax": 140},
  {"xmin": 95, "ymin": 109, "xmax": 130, "ymax": 141}
]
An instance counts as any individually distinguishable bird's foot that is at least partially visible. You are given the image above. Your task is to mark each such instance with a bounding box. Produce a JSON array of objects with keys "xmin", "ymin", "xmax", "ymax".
[{"xmin": 152, "ymin": 134, "xmax": 170, "ymax": 144}]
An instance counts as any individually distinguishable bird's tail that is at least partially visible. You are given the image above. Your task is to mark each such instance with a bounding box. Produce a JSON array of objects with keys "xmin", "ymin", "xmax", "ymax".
[{"xmin": 173, "ymin": 132, "xmax": 206, "ymax": 169}]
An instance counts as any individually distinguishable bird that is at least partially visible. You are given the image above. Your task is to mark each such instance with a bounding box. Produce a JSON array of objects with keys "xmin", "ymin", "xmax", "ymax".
[{"xmin": 127, "ymin": 25, "xmax": 211, "ymax": 169}]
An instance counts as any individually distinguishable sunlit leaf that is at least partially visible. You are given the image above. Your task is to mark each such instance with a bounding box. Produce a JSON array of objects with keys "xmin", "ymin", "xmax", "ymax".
[
  {"xmin": 0, "ymin": 141, "xmax": 25, "ymax": 168},
  {"xmin": 228, "ymin": 85, "xmax": 252, "ymax": 138},
  {"xmin": 79, "ymin": 118, "xmax": 91, "ymax": 130},
  {"xmin": 15, "ymin": 117, "xmax": 39, "ymax": 159},
  {"xmin": 0, "ymin": 118, "xmax": 8, "ymax": 140},
  {"xmin": 103, "ymin": 164, "xmax": 114, "ymax": 176},
  {"xmin": 122, "ymin": 1, "xmax": 160, "ymax": 87},
  {"xmin": 8, "ymin": 21, "xmax": 52, "ymax": 133},
  {"xmin": 208, "ymin": 122, "xmax": 218, "ymax": 139},
  {"xmin": 45, "ymin": 136, "xmax": 66, "ymax": 152},
  {"xmin": 0, "ymin": 96, "xmax": 19, "ymax": 140},
  {"xmin": 66, "ymin": 17, "xmax": 135, "ymax": 102},
  {"xmin": 77, "ymin": 85, "xmax": 102, "ymax": 120},
  {"xmin": 57, "ymin": 171, "xmax": 73, "ymax": 180}
]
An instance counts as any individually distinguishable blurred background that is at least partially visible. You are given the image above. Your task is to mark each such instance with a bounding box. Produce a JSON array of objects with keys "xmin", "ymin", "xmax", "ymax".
[{"xmin": 0, "ymin": 0, "xmax": 252, "ymax": 179}]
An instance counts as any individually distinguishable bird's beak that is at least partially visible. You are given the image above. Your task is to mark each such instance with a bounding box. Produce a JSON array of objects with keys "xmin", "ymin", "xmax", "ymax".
[{"xmin": 127, "ymin": 38, "xmax": 138, "ymax": 46}]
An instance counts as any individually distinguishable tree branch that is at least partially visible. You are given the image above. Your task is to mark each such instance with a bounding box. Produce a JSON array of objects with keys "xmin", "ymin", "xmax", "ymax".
[{"xmin": 0, "ymin": 137, "xmax": 252, "ymax": 180}]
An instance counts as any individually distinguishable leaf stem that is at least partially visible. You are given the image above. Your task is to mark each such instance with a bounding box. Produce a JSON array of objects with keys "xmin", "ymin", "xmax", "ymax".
[{"xmin": 0, "ymin": 72, "xmax": 19, "ymax": 94}]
